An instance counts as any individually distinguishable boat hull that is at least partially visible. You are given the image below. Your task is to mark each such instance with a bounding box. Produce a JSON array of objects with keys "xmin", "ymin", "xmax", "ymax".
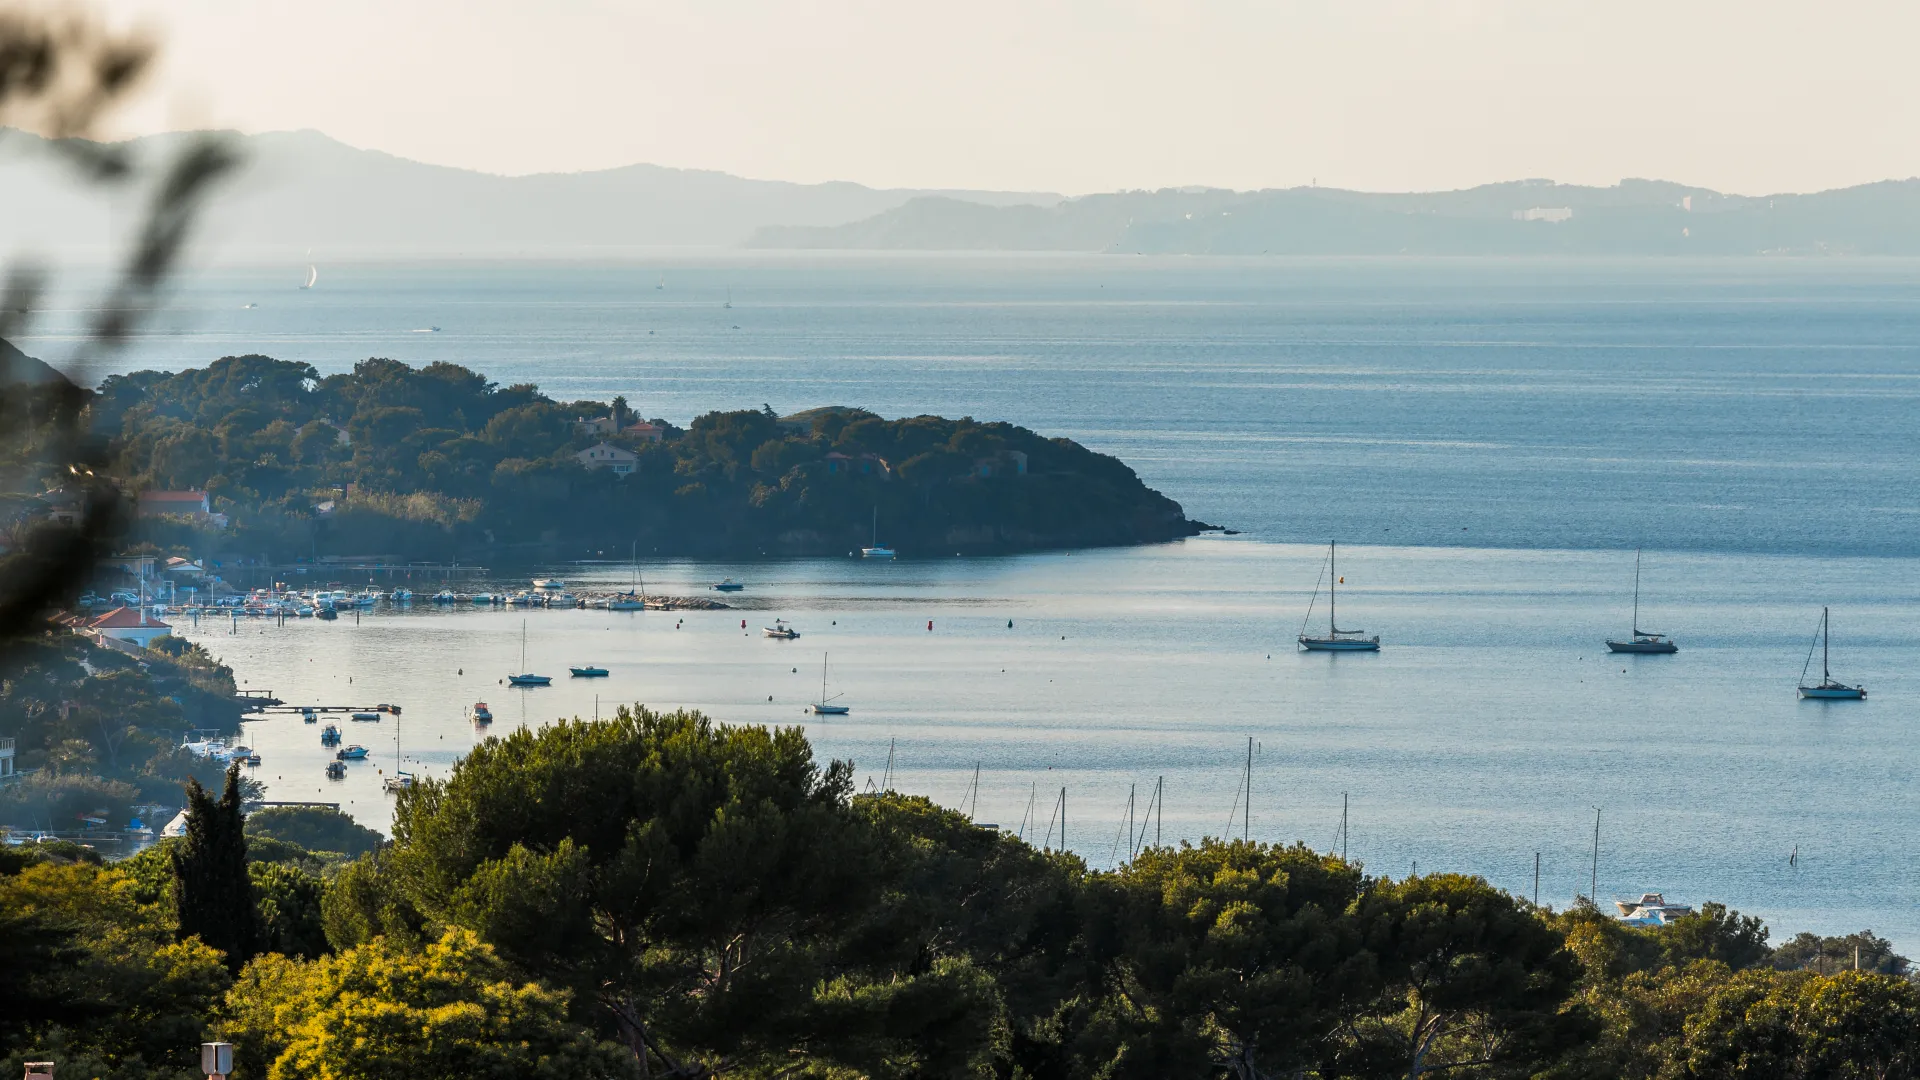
[
  {"xmin": 1299, "ymin": 636, "xmax": 1380, "ymax": 652},
  {"xmin": 808, "ymin": 704, "xmax": 851, "ymax": 715},
  {"xmin": 570, "ymin": 668, "xmax": 610, "ymax": 678},
  {"xmin": 1607, "ymin": 639, "xmax": 1678, "ymax": 654},
  {"xmin": 1799, "ymin": 685, "xmax": 1866, "ymax": 700},
  {"xmin": 508, "ymin": 674, "xmax": 552, "ymax": 687}
]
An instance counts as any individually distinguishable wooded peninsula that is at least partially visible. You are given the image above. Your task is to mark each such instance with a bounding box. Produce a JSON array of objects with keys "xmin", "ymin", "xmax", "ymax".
[{"xmin": 72, "ymin": 352, "xmax": 1205, "ymax": 562}]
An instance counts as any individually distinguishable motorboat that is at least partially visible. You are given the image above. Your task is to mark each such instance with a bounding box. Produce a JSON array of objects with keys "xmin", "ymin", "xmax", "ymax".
[
  {"xmin": 471, "ymin": 593, "xmax": 496, "ymax": 605},
  {"xmin": 1606, "ymin": 549, "xmax": 1678, "ymax": 654},
  {"xmin": 336, "ymin": 745, "xmax": 369, "ymax": 760},
  {"xmin": 1614, "ymin": 892, "xmax": 1695, "ymax": 927},
  {"xmin": 764, "ymin": 619, "xmax": 800, "ymax": 640},
  {"xmin": 533, "ymin": 578, "xmax": 566, "ymax": 590},
  {"xmin": 325, "ymin": 761, "xmax": 346, "ymax": 780},
  {"xmin": 321, "ymin": 724, "xmax": 341, "ymax": 746},
  {"xmin": 316, "ymin": 605, "xmax": 338, "ymax": 621},
  {"xmin": 376, "ymin": 703, "xmax": 401, "ymax": 714},
  {"xmin": 570, "ymin": 665, "xmax": 610, "ymax": 678},
  {"xmin": 711, "ymin": 579, "xmax": 745, "ymax": 592},
  {"xmin": 391, "ymin": 588, "xmax": 414, "ymax": 602},
  {"xmin": 351, "ymin": 712, "xmax": 380, "ymax": 722},
  {"xmin": 1297, "ymin": 542, "xmax": 1381, "ymax": 652},
  {"xmin": 470, "ymin": 702, "xmax": 492, "ymax": 723},
  {"xmin": 433, "ymin": 591, "xmax": 458, "ymax": 603},
  {"xmin": 301, "ymin": 708, "xmax": 317, "ymax": 723},
  {"xmin": 1798, "ymin": 607, "xmax": 1866, "ymax": 699}
]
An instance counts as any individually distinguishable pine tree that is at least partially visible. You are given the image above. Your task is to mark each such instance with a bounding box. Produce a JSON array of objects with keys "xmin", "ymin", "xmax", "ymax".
[{"xmin": 172, "ymin": 763, "xmax": 259, "ymax": 972}]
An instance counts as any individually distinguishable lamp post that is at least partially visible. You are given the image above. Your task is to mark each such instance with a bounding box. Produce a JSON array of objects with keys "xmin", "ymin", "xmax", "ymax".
[{"xmin": 201, "ymin": 1042, "xmax": 233, "ymax": 1080}]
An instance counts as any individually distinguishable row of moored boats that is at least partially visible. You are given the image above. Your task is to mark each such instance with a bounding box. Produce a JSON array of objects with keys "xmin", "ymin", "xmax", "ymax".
[{"xmin": 1296, "ymin": 544, "xmax": 1869, "ymax": 700}]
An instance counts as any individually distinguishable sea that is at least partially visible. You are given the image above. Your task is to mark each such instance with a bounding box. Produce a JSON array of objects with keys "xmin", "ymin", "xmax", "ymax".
[{"xmin": 24, "ymin": 254, "xmax": 1920, "ymax": 947}]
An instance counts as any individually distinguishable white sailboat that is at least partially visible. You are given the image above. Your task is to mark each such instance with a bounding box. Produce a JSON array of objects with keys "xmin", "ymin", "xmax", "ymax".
[
  {"xmin": 1606, "ymin": 549, "xmax": 1678, "ymax": 653},
  {"xmin": 807, "ymin": 652, "xmax": 851, "ymax": 715},
  {"xmin": 609, "ymin": 541, "xmax": 646, "ymax": 610},
  {"xmin": 299, "ymin": 263, "xmax": 318, "ymax": 290},
  {"xmin": 861, "ymin": 506, "xmax": 896, "ymax": 559},
  {"xmin": 1798, "ymin": 607, "xmax": 1865, "ymax": 699},
  {"xmin": 723, "ymin": 285, "xmax": 733, "ymax": 309},
  {"xmin": 1297, "ymin": 541, "xmax": 1380, "ymax": 651},
  {"xmin": 383, "ymin": 711, "xmax": 414, "ymax": 791},
  {"xmin": 507, "ymin": 620, "xmax": 551, "ymax": 686}
]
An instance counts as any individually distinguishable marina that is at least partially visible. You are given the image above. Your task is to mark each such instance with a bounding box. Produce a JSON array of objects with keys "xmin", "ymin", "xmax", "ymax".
[{"xmin": 176, "ymin": 537, "xmax": 1920, "ymax": 946}]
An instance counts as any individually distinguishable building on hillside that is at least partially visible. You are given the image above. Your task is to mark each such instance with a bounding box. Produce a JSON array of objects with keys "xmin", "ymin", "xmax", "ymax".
[
  {"xmin": 576, "ymin": 442, "xmax": 638, "ymax": 476},
  {"xmin": 86, "ymin": 606, "xmax": 172, "ymax": 648},
  {"xmin": 825, "ymin": 452, "xmax": 891, "ymax": 479},
  {"xmin": 37, "ymin": 487, "xmax": 86, "ymax": 526},
  {"xmin": 0, "ymin": 738, "xmax": 14, "ymax": 785},
  {"xmin": 973, "ymin": 450, "xmax": 1029, "ymax": 478},
  {"xmin": 137, "ymin": 490, "xmax": 228, "ymax": 528},
  {"xmin": 625, "ymin": 420, "xmax": 666, "ymax": 443},
  {"xmin": 1512, "ymin": 207, "xmax": 1574, "ymax": 223},
  {"xmin": 574, "ymin": 414, "xmax": 621, "ymax": 437}
]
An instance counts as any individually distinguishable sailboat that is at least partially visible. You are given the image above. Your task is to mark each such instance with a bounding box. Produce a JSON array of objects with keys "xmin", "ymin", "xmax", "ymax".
[
  {"xmin": 807, "ymin": 652, "xmax": 851, "ymax": 715},
  {"xmin": 1798, "ymin": 607, "xmax": 1865, "ymax": 699},
  {"xmin": 1297, "ymin": 542, "xmax": 1380, "ymax": 651},
  {"xmin": 299, "ymin": 262, "xmax": 318, "ymax": 290},
  {"xmin": 383, "ymin": 711, "xmax": 414, "ymax": 791},
  {"xmin": 507, "ymin": 620, "xmax": 551, "ymax": 686},
  {"xmin": 1606, "ymin": 549, "xmax": 1678, "ymax": 653},
  {"xmin": 723, "ymin": 285, "xmax": 733, "ymax": 309},
  {"xmin": 861, "ymin": 506, "xmax": 897, "ymax": 559},
  {"xmin": 609, "ymin": 541, "xmax": 645, "ymax": 609}
]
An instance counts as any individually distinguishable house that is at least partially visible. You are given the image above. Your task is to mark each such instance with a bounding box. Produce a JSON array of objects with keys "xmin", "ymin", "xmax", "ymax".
[
  {"xmin": 0, "ymin": 737, "xmax": 14, "ymax": 785},
  {"xmin": 37, "ymin": 487, "xmax": 85, "ymax": 526},
  {"xmin": 825, "ymin": 452, "xmax": 891, "ymax": 479},
  {"xmin": 973, "ymin": 450, "xmax": 1029, "ymax": 478},
  {"xmin": 85, "ymin": 606, "xmax": 172, "ymax": 648},
  {"xmin": 576, "ymin": 442, "xmax": 638, "ymax": 476},
  {"xmin": 625, "ymin": 420, "xmax": 666, "ymax": 443},
  {"xmin": 320, "ymin": 418, "xmax": 352, "ymax": 446},
  {"xmin": 137, "ymin": 490, "xmax": 228, "ymax": 528},
  {"xmin": 574, "ymin": 415, "xmax": 620, "ymax": 437}
]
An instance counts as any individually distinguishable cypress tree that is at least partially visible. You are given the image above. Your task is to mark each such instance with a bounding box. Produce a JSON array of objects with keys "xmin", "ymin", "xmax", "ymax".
[{"xmin": 172, "ymin": 763, "xmax": 259, "ymax": 972}]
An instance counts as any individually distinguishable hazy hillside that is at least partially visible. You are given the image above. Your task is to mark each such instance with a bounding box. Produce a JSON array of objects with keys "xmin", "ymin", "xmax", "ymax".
[
  {"xmin": 751, "ymin": 178, "xmax": 1920, "ymax": 255},
  {"xmin": 0, "ymin": 129, "xmax": 1061, "ymax": 261}
]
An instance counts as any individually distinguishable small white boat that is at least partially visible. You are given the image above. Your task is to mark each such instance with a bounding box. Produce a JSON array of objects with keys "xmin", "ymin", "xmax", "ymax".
[
  {"xmin": 391, "ymin": 588, "xmax": 414, "ymax": 602},
  {"xmin": 807, "ymin": 652, "xmax": 851, "ymax": 715},
  {"xmin": 533, "ymin": 578, "xmax": 566, "ymax": 590},
  {"xmin": 710, "ymin": 579, "xmax": 745, "ymax": 592},
  {"xmin": 764, "ymin": 619, "xmax": 800, "ymax": 640},
  {"xmin": 336, "ymin": 745, "xmax": 368, "ymax": 760},
  {"xmin": 471, "ymin": 593, "xmax": 496, "ymax": 605},
  {"xmin": 1298, "ymin": 542, "xmax": 1380, "ymax": 652},
  {"xmin": 383, "ymin": 771, "xmax": 416, "ymax": 792},
  {"xmin": 1614, "ymin": 892, "xmax": 1695, "ymax": 927},
  {"xmin": 433, "ymin": 591, "xmax": 458, "ymax": 603},
  {"xmin": 608, "ymin": 595, "xmax": 645, "ymax": 611},
  {"xmin": 1798, "ymin": 607, "xmax": 1865, "ymax": 699}
]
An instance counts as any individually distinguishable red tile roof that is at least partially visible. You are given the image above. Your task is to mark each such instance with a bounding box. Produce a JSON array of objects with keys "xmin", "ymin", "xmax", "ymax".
[{"xmin": 88, "ymin": 606, "xmax": 169, "ymax": 630}]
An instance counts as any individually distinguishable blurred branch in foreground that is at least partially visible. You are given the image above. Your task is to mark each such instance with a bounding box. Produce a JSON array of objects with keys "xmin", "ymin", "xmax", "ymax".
[{"xmin": 0, "ymin": 2, "xmax": 237, "ymax": 646}]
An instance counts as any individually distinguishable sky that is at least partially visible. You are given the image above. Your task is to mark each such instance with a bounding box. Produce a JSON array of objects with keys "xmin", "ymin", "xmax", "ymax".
[{"xmin": 92, "ymin": 0, "xmax": 1920, "ymax": 195}]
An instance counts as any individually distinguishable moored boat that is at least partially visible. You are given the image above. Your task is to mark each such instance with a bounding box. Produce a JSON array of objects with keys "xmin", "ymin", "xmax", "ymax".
[
  {"xmin": 1297, "ymin": 542, "xmax": 1380, "ymax": 652},
  {"xmin": 710, "ymin": 579, "xmax": 745, "ymax": 592},
  {"xmin": 336, "ymin": 744, "xmax": 369, "ymax": 760},
  {"xmin": 1798, "ymin": 607, "xmax": 1865, "ymax": 699},
  {"xmin": 1606, "ymin": 549, "xmax": 1678, "ymax": 654},
  {"xmin": 570, "ymin": 665, "xmax": 610, "ymax": 678},
  {"xmin": 764, "ymin": 619, "xmax": 800, "ymax": 640}
]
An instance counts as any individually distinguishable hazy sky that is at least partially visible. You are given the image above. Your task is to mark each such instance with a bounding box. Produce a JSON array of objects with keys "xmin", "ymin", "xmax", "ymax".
[{"xmin": 97, "ymin": 0, "xmax": 1920, "ymax": 194}]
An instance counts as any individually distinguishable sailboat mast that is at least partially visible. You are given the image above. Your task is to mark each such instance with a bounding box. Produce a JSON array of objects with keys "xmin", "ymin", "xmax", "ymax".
[
  {"xmin": 871, "ymin": 506, "xmax": 878, "ymax": 547},
  {"xmin": 821, "ymin": 652, "xmax": 829, "ymax": 705},
  {"xmin": 1329, "ymin": 542, "xmax": 1337, "ymax": 632},
  {"xmin": 1823, "ymin": 607, "xmax": 1831, "ymax": 681},
  {"xmin": 1632, "ymin": 549, "xmax": 1642, "ymax": 632}
]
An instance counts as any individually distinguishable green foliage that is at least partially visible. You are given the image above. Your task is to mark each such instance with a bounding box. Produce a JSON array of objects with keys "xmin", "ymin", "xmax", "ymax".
[
  {"xmin": 1090, "ymin": 839, "xmax": 1371, "ymax": 1079},
  {"xmin": 172, "ymin": 764, "xmax": 259, "ymax": 972},
  {"xmin": 319, "ymin": 847, "xmax": 427, "ymax": 953},
  {"xmin": 1773, "ymin": 928, "xmax": 1911, "ymax": 977},
  {"xmin": 1653, "ymin": 901, "xmax": 1773, "ymax": 970},
  {"xmin": 219, "ymin": 928, "xmax": 636, "ymax": 1080},
  {"xmin": 0, "ymin": 859, "xmax": 229, "ymax": 1079},
  {"xmin": 246, "ymin": 804, "xmax": 385, "ymax": 858},
  {"xmin": 91, "ymin": 355, "xmax": 1196, "ymax": 561},
  {"xmin": 250, "ymin": 861, "xmax": 328, "ymax": 960}
]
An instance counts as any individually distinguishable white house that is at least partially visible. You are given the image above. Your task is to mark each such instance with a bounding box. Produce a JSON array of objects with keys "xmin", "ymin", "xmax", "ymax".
[
  {"xmin": 576, "ymin": 442, "xmax": 638, "ymax": 476},
  {"xmin": 87, "ymin": 606, "xmax": 173, "ymax": 648},
  {"xmin": 0, "ymin": 738, "xmax": 14, "ymax": 785}
]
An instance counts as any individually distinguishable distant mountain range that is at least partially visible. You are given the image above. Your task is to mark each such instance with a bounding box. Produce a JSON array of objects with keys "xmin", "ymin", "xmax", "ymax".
[
  {"xmin": 5, "ymin": 129, "xmax": 1918, "ymax": 258},
  {"xmin": 750, "ymin": 179, "xmax": 1920, "ymax": 256},
  {"xmin": 0, "ymin": 129, "xmax": 1060, "ymax": 261}
]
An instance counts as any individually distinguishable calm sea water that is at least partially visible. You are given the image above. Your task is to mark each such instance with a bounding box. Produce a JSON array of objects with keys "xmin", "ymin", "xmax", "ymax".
[{"xmin": 39, "ymin": 255, "xmax": 1920, "ymax": 945}]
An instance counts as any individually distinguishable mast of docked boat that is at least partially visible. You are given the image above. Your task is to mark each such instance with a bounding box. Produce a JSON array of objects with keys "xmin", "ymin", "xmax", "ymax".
[
  {"xmin": 821, "ymin": 651, "xmax": 830, "ymax": 707},
  {"xmin": 1823, "ymin": 607, "xmax": 1831, "ymax": 683}
]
